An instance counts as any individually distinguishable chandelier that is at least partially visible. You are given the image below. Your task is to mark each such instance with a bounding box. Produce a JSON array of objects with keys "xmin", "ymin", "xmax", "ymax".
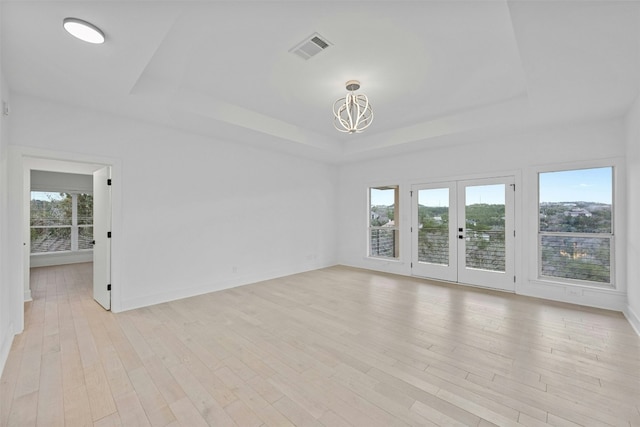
[{"xmin": 333, "ymin": 80, "xmax": 373, "ymax": 134}]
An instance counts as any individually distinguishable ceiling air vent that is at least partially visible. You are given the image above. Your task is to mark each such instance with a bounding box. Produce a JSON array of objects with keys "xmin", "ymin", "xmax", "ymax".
[{"xmin": 289, "ymin": 33, "xmax": 332, "ymax": 60}]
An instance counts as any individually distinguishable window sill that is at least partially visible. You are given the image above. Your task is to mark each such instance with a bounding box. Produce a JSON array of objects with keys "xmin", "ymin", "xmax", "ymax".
[
  {"xmin": 31, "ymin": 249, "xmax": 93, "ymax": 256},
  {"xmin": 365, "ymin": 256, "xmax": 403, "ymax": 264}
]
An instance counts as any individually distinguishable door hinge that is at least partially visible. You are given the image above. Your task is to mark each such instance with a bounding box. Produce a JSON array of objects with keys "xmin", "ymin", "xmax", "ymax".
[
  {"xmin": 107, "ymin": 284, "xmax": 111, "ymax": 291},
  {"xmin": 107, "ymin": 231, "xmax": 112, "ymax": 238},
  {"xmin": 107, "ymin": 178, "xmax": 112, "ymax": 186},
  {"xmin": 514, "ymin": 276, "xmax": 516, "ymax": 283},
  {"xmin": 510, "ymin": 183, "xmax": 515, "ymax": 191},
  {"xmin": 411, "ymin": 262, "xmax": 413, "ymax": 268},
  {"xmin": 514, "ymin": 230, "xmax": 516, "ymax": 237},
  {"xmin": 411, "ymin": 226, "xmax": 413, "ymax": 233},
  {"xmin": 410, "ymin": 190, "xmax": 413, "ymax": 197}
]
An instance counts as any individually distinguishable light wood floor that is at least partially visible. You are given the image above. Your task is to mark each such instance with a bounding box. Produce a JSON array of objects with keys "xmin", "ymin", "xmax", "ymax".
[{"xmin": 1, "ymin": 263, "xmax": 639, "ymax": 427}]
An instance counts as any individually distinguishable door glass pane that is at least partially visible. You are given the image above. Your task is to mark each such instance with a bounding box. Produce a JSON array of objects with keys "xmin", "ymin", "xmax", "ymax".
[
  {"xmin": 417, "ymin": 188, "xmax": 449, "ymax": 265},
  {"xmin": 465, "ymin": 184, "xmax": 505, "ymax": 272}
]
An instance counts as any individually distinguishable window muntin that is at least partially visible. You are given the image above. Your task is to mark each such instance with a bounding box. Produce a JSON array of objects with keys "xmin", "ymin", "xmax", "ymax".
[
  {"xmin": 538, "ymin": 167, "xmax": 613, "ymax": 285},
  {"xmin": 369, "ymin": 186, "xmax": 399, "ymax": 259},
  {"xmin": 31, "ymin": 192, "xmax": 94, "ymax": 254}
]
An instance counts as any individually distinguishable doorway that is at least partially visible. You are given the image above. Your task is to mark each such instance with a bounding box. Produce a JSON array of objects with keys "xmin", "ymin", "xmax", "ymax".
[
  {"xmin": 411, "ymin": 176, "xmax": 515, "ymax": 291},
  {"xmin": 22, "ymin": 156, "xmax": 113, "ymax": 310}
]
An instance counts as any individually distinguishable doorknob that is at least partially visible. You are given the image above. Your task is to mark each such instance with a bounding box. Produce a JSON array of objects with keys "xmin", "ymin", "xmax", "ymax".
[{"xmin": 459, "ymin": 235, "xmax": 464, "ymax": 239}]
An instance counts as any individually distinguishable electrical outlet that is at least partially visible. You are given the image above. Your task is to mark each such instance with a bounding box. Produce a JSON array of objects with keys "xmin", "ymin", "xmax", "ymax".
[{"xmin": 566, "ymin": 288, "xmax": 582, "ymax": 297}]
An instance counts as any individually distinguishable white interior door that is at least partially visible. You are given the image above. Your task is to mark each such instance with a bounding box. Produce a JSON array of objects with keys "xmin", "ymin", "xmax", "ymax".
[
  {"xmin": 93, "ymin": 166, "xmax": 111, "ymax": 310},
  {"xmin": 412, "ymin": 176, "xmax": 515, "ymax": 291}
]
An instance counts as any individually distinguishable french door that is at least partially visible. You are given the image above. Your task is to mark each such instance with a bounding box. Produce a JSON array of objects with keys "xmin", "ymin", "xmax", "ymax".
[{"xmin": 411, "ymin": 176, "xmax": 515, "ymax": 291}]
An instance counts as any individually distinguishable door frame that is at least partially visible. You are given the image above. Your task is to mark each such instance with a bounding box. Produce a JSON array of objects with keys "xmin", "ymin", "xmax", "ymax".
[
  {"xmin": 411, "ymin": 181, "xmax": 458, "ymax": 282},
  {"xmin": 456, "ymin": 176, "xmax": 515, "ymax": 291},
  {"xmin": 410, "ymin": 171, "xmax": 522, "ymax": 292},
  {"xmin": 9, "ymin": 147, "xmax": 122, "ymax": 333}
]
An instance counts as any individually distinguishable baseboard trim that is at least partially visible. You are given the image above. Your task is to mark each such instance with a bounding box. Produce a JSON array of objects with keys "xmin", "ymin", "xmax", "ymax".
[
  {"xmin": 624, "ymin": 305, "xmax": 640, "ymax": 337},
  {"xmin": 30, "ymin": 251, "xmax": 92, "ymax": 268}
]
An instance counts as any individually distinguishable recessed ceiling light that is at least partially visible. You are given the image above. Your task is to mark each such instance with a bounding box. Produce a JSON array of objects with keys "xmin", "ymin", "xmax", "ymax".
[{"xmin": 63, "ymin": 18, "xmax": 105, "ymax": 44}]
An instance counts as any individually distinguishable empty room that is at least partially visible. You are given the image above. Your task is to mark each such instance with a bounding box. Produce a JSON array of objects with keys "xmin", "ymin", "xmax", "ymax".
[{"xmin": 1, "ymin": 1, "xmax": 640, "ymax": 426}]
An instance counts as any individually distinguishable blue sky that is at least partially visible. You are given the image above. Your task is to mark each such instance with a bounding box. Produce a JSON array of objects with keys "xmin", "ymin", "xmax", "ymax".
[
  {"xmin": 539, "ymin": 167, "xmax": 612, "ymax": 204},
  {"xmin": 419, "ymin": 188, "xmax": 449, "ymax": 207},
  {"xmin": 31, "ymin": 191, "xmax": 65, "ymax": 201},
  {"xmin": 370, "ymin": 188, "xmax": 397, "ymax": 206},
  {"xmin": 465, "ymin": 184, "xmax": 504, "ymax": 205},
  {"xmin": 372, "ymin": 167, "xmax": 612, "ymax": 207}
]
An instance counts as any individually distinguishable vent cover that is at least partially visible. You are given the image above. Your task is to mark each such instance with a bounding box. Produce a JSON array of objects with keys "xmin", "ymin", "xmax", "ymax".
[{"xmin": 289, "ymin": 33, "xmax": 332, "ymax": 60}]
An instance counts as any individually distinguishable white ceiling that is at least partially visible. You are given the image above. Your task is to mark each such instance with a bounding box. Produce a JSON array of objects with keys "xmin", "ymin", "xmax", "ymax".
[{"xmin": 2, "ymin": 1, "xmax": 639, "ymax": 163}]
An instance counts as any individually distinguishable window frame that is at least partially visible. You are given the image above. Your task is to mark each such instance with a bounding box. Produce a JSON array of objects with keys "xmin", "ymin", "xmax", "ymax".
[
  {"xmin": 536, "ymin": 164, "xmax": 616, "ymax": 288},
  {"xmin": 367, "ymin": 185, "xmax": 400, "ymax": 260}
]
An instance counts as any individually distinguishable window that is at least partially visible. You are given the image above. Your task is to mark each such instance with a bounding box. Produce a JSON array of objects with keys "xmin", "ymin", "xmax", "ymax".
[
  {"xmin": 538, "ymin": 167, "xmax": 613, "ymax": 285},
  {"xmin": 369, "ymin": 186, "xmax": 399, "ymax": 259},
  {"xmin": 31, "ymin": 192, "xmax": 93, "ymax": 254}
]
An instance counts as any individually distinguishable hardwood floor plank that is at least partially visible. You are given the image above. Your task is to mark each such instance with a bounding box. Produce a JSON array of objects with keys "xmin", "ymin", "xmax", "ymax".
[
  {"xmin": 35, "ymin": 351, "xmax": 64, "ymax": 427},
  {"xmin": 83, "ymin": 363, "xmax": 117, "ymax": 421},
  {"xmin": 12, "ymin": 322, "xmax": 44, "ymax": 399},
  {"xmin": 6, "ymin": 391, "xmax": 38, "ymax": 427},
  {"xmin": 167, "ymin": 397, "xmax": 210, "ymax": 427},
  {"xmin": 140, "ymin": 355, "xmax": 186, "ymax": 405},
  {"xmin": 63, "ymin": 384, "xmax": 94, "ymax": 427},
  {"xmin": 127, "ymin": 366, "xmax": 171, "ymax": 420},
  {"xmin": 113, "ymin": 390, "xmax": 151, "ymax": 427},
  {"xmin": 0, "ymin": 337, "xmax": 24, "ymax": 426},
  {"xmin": 232, "ymin": 382, "xmax": 296, "ymax": 427},
  {"xmin": 224, "ymin": 398, "xmax": 263, "ymax": 427},
  {"xmin": 410, "ymin": 399, "xmax": 474, "ymax": 427},
  {"xmin": 168, "ymin": 363, "xmax": 237, "ymax": 426},
  {"xmin": 272, "ymin": 396, "xmax": 324, "ymax": 427},
  {"xmin": 367, "ymin": 367, "xmax": 482, "ymax": 426},
  {"xmin": 93, "ymin": 411, "xmax": 122, "ymax": 427}
]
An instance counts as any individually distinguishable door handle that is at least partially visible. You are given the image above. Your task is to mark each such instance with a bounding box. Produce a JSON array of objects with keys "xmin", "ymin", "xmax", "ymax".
[{"xmin": 459, "ymin": 235, "xmax": 464, "ymax": 239}]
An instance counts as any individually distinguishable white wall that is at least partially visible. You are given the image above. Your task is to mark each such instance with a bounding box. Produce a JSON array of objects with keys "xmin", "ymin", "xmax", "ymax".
[
  {"xmin": 625, "ymin": 94, "xmax": 640, "ymax": 334},
  {"xmin": 9, "ymin": 93, "xmax": 338, "ymax": 311},
  {"xmin": 338, "ymin": 119, "xmax": 628, "ymax": 310},
  {"xmin": 0, "ymin": 4, "xmax": 19, "ymax": 376}
]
